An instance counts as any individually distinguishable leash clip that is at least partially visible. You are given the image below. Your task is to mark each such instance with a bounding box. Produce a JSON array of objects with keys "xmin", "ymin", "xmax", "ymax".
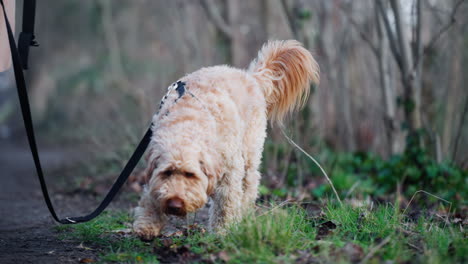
[
  {"xmin": 30, "ymin": 35, "xmax": 39, "ymax": 47},
  {"xmin": 65, "ymin": 217, "xmax": 77, "ymax": 224}
]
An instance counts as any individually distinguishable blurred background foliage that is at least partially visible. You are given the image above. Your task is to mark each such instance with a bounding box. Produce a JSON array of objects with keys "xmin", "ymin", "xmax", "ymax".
[{"xmin": 0, "ymin": 0, "xmax": 466, "ymax": 207}]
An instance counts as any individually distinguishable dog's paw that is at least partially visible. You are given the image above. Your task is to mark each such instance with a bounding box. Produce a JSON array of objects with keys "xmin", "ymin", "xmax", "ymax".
[{"xmin": 133, "ymin": 221, "xmax": 161, "ymax": 241}]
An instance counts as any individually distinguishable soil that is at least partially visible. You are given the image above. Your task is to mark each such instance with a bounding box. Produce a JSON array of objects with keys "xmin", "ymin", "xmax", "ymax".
[
  {"xmin": 0, "ymin": 137, "xmax": 211, "ymax": 263},
  {"xmin": 0, "ymin": 139, "xmax": 105, "ymax": 263}
]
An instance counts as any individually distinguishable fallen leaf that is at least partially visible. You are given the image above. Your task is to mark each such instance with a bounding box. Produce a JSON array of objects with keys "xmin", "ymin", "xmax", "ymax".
[
  {"xmin": 170, "ymin": 244, "xmax": 179, "ymax": 250},
  {"xmin": 167, "ymin": 230, "xmax": 184, "ymax": 237},
  {"xmin": 218, "ymin": 251, "xmax": 230, "ymax": 262},
  {"xmin": 312, "ymin": 245, "xmax": 320, "ymax": 253},
  {"xmin": 111, "ymin": 228, "xmax": 133, "ymax": 235},
  {"xmin": 162, "ymin": 238, "xmax": 173, "ymax": 247},
  {"xmin": 79, "ymin": 258, "xmax": 95, "ymax": 263},
  {"xmin": 321, "ymin": 221, "xmax": 337, "ymax": 229},
  {"xmin": 294, "ymin": 250, "xmax": 318, "ymax": 264},
  {"xmin": 77, "ymin": 243, "xmax": 94, "ymax": 251},
  {"xmin": 342, "ymin": 243, "xmax": 364, "ymax": 263},
  {"xmin": 185, "ymin": 224, "xmax": 206, "ymax": 234},
  {"xmin": 316, "ymin": 221, "xmax": 337, "ymax": 240}
]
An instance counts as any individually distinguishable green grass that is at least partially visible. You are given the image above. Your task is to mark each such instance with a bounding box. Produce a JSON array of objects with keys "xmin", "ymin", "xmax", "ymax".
[
  {"xmin": 219, "ymin": 206, "xmax": 316, "ymax": 263},
  {"xmin": 321, "ymin": 203, "xmax": 465, "ymax": 264},
  {"xmin": 55, "ymin": 204, "xmax": 467, "ymax": 264},
  {"xmin": 55, "ymin": 211, "xmax": 158, "ymax": 264}
]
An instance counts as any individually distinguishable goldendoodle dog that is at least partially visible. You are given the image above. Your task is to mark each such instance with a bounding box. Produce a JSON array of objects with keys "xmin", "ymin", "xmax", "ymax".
[{"xmin": 133, "ymin": 40, "xmax": 319, "ymax": 240}]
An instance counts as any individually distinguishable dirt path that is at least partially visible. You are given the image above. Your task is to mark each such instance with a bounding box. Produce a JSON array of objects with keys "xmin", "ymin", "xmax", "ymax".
[
  {"xmin": 0, "ymin": 138, "xmax": 212, "ymax": 263},
  {"xmin": 0, "ymin": 139, "xmax": 100, "ymax": 263}
]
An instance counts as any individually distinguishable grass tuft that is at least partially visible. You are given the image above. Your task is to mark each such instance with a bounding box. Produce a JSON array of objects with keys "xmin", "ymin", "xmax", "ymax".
[
  {"xmin": 55, "ymin": 203, "xmax": 466, "ymax": 263},
  {"xmin": 55, "ymin": 211, "xmax": 158, "ymax": 263},
  {"xmin": 221, "ymin": 205, "xmax": 315, "ymax": 262}
]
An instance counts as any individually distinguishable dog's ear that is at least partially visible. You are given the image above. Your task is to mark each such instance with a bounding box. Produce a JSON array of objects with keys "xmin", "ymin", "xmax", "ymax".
[
  {"xmin": 144, "ymin": 148, "xmax": 156, "ymax": 163},
  {"xmin": 143, "ymin": 154, "xmax": 160, "ymax": 183},
  {"xmin": 199, "ymin": 160, "xmax": 219, "ymax": 195}
]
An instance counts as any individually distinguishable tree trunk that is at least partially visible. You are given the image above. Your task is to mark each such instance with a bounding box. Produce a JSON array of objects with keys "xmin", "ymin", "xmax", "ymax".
[
  {"xmin": 227, "ymin": 0, "xmax": 250, "ymax": 67},
  {"xmin": 389, "ymin": 0, "xmax": 421, "ymax": 133},
  {"xmin": 376, "ymin": 3, "xmax": 399, "ymax": 155},
  {"xmin": 442, "ymin": 32, "xmax": 461, "ymax": 158},
  {"xmin": 338, "ymin": 47, "xmax": 356, "ymax": 151}
]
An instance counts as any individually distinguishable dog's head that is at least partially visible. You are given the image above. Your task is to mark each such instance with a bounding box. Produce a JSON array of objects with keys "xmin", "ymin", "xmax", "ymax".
[{"xmin": 144, "ymin": 148, "xmax": 217, "ymax": 217}]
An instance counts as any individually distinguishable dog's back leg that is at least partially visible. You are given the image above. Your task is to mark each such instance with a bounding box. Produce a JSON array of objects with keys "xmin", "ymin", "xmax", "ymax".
[
  {"xmin": 209, "ymin": 157, "xmax": 244, "ymax": 232},
  {"xmin": 241, "ymin": 105, "xmax": 267, "ymax": 209},
  {"xmin": 241, "ymin": 168, "xmax": 261, "ymax": 209}
]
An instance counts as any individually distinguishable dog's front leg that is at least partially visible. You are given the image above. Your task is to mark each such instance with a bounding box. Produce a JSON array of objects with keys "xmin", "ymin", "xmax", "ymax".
[
  {"xmin": 209, "ymin": 168, "xmax": 244, "ymax": 233},
  {"xmin": 133, "ymin": 188, "xmax": 167, "ymax": 240}
]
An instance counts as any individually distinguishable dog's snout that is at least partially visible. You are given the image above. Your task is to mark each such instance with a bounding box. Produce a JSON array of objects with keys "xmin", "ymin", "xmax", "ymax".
[
  {"xmin": 168, "ymin": 198, "xmax": 183, "ymax": 209},
  {"xmin": 165, "ymin": 198, "xmax": 186, "ymax": 216}
]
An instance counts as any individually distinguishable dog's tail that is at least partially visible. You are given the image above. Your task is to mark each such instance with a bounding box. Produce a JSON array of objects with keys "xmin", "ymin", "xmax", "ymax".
[{"xmin": 248, "ymin": 40, "xmax": 319, "ymax": 124}]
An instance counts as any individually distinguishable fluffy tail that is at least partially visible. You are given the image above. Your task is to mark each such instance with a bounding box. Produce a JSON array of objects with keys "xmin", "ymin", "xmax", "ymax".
[{"xmin": 248, "ymin": 40, "xmax": 319, "ymax": 123}]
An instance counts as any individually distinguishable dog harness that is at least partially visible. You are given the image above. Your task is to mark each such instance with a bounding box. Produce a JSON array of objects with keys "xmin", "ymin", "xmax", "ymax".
[
  {"xmin": 157, "ymin": 80, "xmax": 208, "ymax": 117},
  {"xmin": 158, "ymin": 80, "xmax": 186, "ymax": 113}
]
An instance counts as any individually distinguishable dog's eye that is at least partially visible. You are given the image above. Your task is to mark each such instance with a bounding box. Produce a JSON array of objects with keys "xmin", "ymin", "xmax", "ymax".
[
  {"xmin": 185, "ymin": 172, "xmax": 196, "ymax": 178},
  {"xmin": 162, "ymin": 170, "xmax": 173, "ymax": 177}
]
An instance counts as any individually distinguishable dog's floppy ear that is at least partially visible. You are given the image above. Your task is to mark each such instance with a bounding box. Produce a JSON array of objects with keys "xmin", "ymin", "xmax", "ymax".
[
  {"xmin": 199, "ymin": 160, "xmax": 218, "ymax": 195},
  {"xmin": 143, "ymin": 153, "xmax": 160, "ymax": 183}
]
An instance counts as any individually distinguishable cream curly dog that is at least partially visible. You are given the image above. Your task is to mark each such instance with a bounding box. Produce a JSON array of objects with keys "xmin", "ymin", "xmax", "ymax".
[{"xmin": 133, "ymin": 40, "xmax": 319, "ymax": 240}]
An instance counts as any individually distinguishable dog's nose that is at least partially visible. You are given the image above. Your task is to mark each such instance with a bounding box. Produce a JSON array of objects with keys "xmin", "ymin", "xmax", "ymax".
[{"xmin": 166, "ymin": 198, "xmax": 185, "ymax": 216}]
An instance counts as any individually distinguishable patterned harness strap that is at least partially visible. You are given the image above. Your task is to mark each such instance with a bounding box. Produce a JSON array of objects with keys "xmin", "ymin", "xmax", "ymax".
[{"xmin": 157, "ymin": 80, "xmax": 210, "ymax": 117}]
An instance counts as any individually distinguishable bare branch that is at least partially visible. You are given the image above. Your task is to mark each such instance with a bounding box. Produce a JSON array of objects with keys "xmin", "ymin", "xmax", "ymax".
[
  {"xmin": 410, "ymin": 0, "xmax": 466, "ymax": 78},
  {"xmin": 414, "ymin": 0, "xmax": 423, "ymax": 67},
  {"xmin": 280, "ymin": 0, "xmax": 297, "ymax": 37},
  {"xmin": 423, "ymin": 0, "xmax": 465, "ymax": 56},
  {"xmin": 376, "ymin": 0, "xmax": 403, "ymax": 71},
  {"xmin": 452, "ymin": 94, "xmax": 468, "ymax": 160},
  {"xmin": 341, "ymin": 11, "xmax": 379, "ymax": 57},
  {"xmin": 199, "ymin": 0, "xmax": 233, "ymax": 38},
  {"xmin": 389, "ymin": 0, "xmax": 413, "ymax": 76},
  {"xmin": 361, "ymin": 237, "xmax": 392, "ymax": 263}
]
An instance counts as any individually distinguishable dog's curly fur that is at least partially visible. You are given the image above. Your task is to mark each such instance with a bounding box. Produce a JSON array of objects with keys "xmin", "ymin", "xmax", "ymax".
[{"xmin": 133, "ymin": 40, "xmax": 319, "ymax": 240}]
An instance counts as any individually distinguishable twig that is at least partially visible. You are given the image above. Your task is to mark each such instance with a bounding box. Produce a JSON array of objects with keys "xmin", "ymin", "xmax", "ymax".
[
  {"xmin": 338, "ymin": 7, "xmax": 378, "ymax": 57},
  {"xmin": 199, "ymin": 0, "xmax": 233, "ymax": 38},
  {"xmin": 280, "ymin": 125, "xmax": 343, "ymax": 206},
  {"xmin": 423, "ymin": 0, "xmax": 466, "ymax": 55},
  {"xmin": 413, "ymin": 0, "xmax": 424, "ymax": 94},
  {"xmin": 406, "ymin": 242, "xmax": 423, "ymax": 253},
  {"xmin": 403, "ymin": 190, "xmax": 452, "ymax": 228},
  {"xmin": 100, "ymin": 0, "xmax": 128, "ymax": 85},
  {"xmin": 452, "ymin": 94, "xmax": 468, "ymax": 160},
  {"xmin": 398, "ymin": 226, "xmax": 418, "ymax": 236},
  {"xmin": 376, "ymin": 0, "xmax": 403, "ymax": 71},
  {"xmin": 435, "ymin": 132, "xmax": 442, "ymax": 163},
  {"xmin": 280, "ymin": 0, "xmax": 297, "ymax": 37},
  {"xmin": 360, "ymin": 236, "xmax": 391, "ymax": 263},
  {"xmin": 345, "ymin": 180, "xmax": 360, "ymax": 199},
  {"xmin": 257, "ymin": 199, "xmax": 294, "ymax": 217},
  {"xmin": 414, "ymin": 0, "xmax": 466, "ymax": 71},
  {"xmin": 279, "ymin": 136, "xmax": 295, "ymax": 186}
]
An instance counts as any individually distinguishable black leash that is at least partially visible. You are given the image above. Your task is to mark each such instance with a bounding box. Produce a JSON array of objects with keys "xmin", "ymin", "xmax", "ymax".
[
  {"xmin": 17, "ymin": 0, "xmax": 38, "ymax": 69},
  {"xmin": 1, "ymin": 0, "xmax": 152, "ymax": 224}
]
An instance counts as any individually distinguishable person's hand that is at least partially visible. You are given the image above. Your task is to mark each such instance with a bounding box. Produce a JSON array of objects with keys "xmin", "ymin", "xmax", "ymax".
[{"xmin": 0, "ymin": 0, "xmax": 15, "ymax": 72}]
